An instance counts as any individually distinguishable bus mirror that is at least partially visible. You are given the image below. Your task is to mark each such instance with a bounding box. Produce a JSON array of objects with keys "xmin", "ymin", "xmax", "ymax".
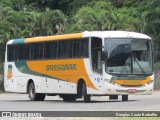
[{"xmin": 102, "ymin": 50, "xmax": 108, "ymax": 63}]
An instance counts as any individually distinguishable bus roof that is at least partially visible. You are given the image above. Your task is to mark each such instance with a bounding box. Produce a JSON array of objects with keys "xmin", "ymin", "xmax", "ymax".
[
  {"xmin": 83, "ymin": 31, "xmax": 151, "ymax": 39},
  {"xmin": 7, "ymin": 31, "xmax": 151, "ymax": 44}
]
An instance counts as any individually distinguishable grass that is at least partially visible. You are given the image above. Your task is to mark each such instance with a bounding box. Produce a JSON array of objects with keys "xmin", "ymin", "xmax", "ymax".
[
  {"xmin": 0, "ymin": 89, "xmax": 4, "ymax": 93},
  {"xmin": 0, "ymin": 83, "xmax": 4, "ymax": 92},
  {"xmin": 114, "ymin": 117, "xmax": 160, "ymax": 120}
]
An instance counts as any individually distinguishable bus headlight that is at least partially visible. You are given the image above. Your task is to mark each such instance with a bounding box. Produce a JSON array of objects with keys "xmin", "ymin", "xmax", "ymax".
[
  {"xmin": 104, "ymin": 79, "xmax": 110, "ymax": 82},
  {"xmin": 144, "ymin": 80, "xmax": 153, "ymax": 86},
  {"xmin": 110, "ymin": 81, "xmax": 120, "ymax": 86},
  {"xmin": 146, "ymin": 80, "xmax": 153, "ymax": 85}
]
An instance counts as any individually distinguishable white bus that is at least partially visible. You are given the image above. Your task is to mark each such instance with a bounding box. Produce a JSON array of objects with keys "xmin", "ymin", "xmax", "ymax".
[{"xmin": 4, "ymin": 31, "xmax": 154, "ymax": 102}]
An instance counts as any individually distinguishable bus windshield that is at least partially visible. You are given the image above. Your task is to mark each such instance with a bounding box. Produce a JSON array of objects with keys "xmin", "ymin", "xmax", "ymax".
[{"xmin": 104, "ymin": 38, "xmax": 153, "ymax": 75}]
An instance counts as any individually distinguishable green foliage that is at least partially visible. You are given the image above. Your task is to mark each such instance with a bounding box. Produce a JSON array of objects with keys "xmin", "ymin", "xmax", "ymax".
[
  {"xmin": 138, "ymin": 0, "xmax": 160, "ymax": 50},
  {"xmin": 25, "ymin": 0, "xmax": 70, "ymax": 13},
  {"xmin": 1, "ymin": 0, "xmax": 160, "ymax": 90},
  {"xmin": 30, "ymin": 8, "xmax": 66, "ymax": 36},
  {"xmin": 0, "ymin": 0, "xmax": 160, "ymax": 46},
  {"xmin": 71, "ymin": 1, "xmax": 140, "ymax": 32},
  {"xmin": 112, "ymin": 7, "xmax": 139, "ymax": 31},
  {"xmin": 71, "ymin": 1, "xmax": 112, "ymax": 32},
  {"xmin": 68, "ymin": 0, "xmax": 90, "ymax": 15},
  {"xmin": 0, "ymin": 0, "xmax": 12, "ymax": 7},
  {"xmin": 0, "ymin": 0, "xmax": 160, "ymax": 45},
  {"xmin": 11, "ymin": 0, "xmax": 26, "ymax": 11}
]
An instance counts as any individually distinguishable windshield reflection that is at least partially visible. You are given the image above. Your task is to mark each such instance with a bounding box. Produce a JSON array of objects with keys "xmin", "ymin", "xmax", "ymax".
[{"xmin": 105, "ymin": 38, "xmax": 153, "ymax": 75}]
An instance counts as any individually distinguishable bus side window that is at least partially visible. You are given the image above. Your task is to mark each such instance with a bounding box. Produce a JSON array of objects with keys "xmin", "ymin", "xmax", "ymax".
[
  {"xmin": 73, "ymin": 38, "xmax": 89, "ymax": 58},
  {"xmin": 81, "ymin": 38, "xmax": 89, "ymax": 58},
  {"xmin": 31, "ymin": 43, "xmax": 44, "ymax": 60},
  {"xmin": 58, "ymin": 41, "xmax": 66, "ymax": 59},
  {"xmin": 7, "ymin": 45, "xmax": 18, "ymax": 61},
  {"xmin": 58, "ymin": 40, "xmax": 73, "ymax": 59},
  {"xmin": 73, "ymin": 40, "xmax": 81, "ymax": 58},
  {"xmin": 24, "ymin": 44, "xmax": 31, "ymax": 60},
  {"xmin": 18, "ymin": 44, "xmax": 24, "ymax": 60},
  {"xmin": 44, "ymin": 41, "xmax": 57, "ymax": 59},
  {"xmin": 65, "ymin": 40, "xmax": 73, "ymax": 58},
  {"xmin": 7, "ymin": 45, "xmax": 13, "ymax": 61},
  {"xmin": 91, "ymin": 37, "xmax": 102, "ymax": 74}
]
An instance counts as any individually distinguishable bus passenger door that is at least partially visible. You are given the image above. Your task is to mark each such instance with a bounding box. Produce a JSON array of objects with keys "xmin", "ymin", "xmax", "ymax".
[{"xmin": 91, "ymin": 37, "xmax": 103, "ymax": 90}]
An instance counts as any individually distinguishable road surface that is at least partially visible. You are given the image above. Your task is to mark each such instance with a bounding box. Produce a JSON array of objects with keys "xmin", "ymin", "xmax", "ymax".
[{"xmin": 0, "ymin": 91, "xmax": 159, "ymax": 112}]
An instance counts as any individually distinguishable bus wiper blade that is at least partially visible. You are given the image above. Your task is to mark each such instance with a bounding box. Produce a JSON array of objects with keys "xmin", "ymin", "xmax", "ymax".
[
  {"xmin": 120, "ymin": 57, "xmax": 131, "ymax": 74},
  {"xmin": 134, "ymin": 58, "xmax": 145, "ymax": 74}
]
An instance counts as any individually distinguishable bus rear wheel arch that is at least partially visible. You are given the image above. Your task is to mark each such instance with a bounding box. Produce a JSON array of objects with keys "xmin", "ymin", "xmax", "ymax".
[
  {"xmin": 28, "ymin": 81, "xmax": 46, "ymax": 101},
  {"xmin": 61, "ymin": 94, "xmax": 76, "ymax": 102}
]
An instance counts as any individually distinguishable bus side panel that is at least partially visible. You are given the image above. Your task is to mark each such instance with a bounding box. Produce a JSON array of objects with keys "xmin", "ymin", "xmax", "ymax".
[
  {"xmin": 33, "ymin": 76, "xmax": 77, "ymax": 94},
  {"xmin": 65, "ymin": 76, "xmax": 77, "ymax": 94},
  {"xmin": 5, "ymin": 59, "xmax": 98, "ymax": 94},
  {"xmin": 5, "ymin": 62, "xmax": 32, "ymax": 93},
  {"xmin": 83, "ymin": 59, "xmax": 104, "ymax": 95},
  {"xmin": 4, "ymin": 62, "xmax": 19, "ymax": 92},
  {"xmin": 25, "ymin": 59, "xmax": 97, "ymax": 94},
  {"xmin": 21, "ymin": 76, "xmax": 30, "ymax": 93}
]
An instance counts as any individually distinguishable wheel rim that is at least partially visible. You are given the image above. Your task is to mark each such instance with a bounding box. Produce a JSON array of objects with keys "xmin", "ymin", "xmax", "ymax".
[
  {"xmin": 82, "ymin": 83, "xmax": 85, "ymax": 98},
  {"xmin": 30, "ymin": 84, "xmax": 35, "ymax": 98}
]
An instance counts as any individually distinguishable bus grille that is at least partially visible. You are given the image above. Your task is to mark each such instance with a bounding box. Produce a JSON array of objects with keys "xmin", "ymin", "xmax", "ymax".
[
  {"xmin": 121, "ymin": 85, "xmax": 143, "ymax": 87},
  {"xmin": 116, "ymin": 90, "xmax": 146, "ymax": 93}
]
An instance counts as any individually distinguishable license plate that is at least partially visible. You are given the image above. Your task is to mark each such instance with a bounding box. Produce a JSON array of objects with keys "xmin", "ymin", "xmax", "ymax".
[{"xmin": 128, "ymin": 89, "xmax": 136, "ymax": 93}]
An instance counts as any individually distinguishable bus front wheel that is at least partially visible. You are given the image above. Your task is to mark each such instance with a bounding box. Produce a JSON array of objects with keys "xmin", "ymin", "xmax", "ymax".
[
  {"xmin": 82, "ymin": 82, "xmax": 91, "ymax": 103},
  {"xmin": 122, "ymin": 95, "xmax": 128, "ymax": 101},
  {"xmin": 28, "ymin": 82, "xmax": 46, "ymax": 101}
]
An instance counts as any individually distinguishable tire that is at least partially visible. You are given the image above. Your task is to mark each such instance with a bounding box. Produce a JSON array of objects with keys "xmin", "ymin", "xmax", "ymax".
[
  {"xmin": 61, "ymin": 95, "xmax": 76, "ymax": 102},
  {"xmin": 28, "ymin": 82, "xmax": 46, "ymax": 101},
  {"xmin": 82, "ymin": 82, "xmax": 91, "ymax": 103},
  {"xmin": 122, "ymin": 95, "xmax": 128, "ymax": 101}
]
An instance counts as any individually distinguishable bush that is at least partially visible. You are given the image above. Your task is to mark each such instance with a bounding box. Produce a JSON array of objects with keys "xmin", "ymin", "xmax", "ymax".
[
  {"xmin": 154, "ymin": 61, "xmax": 160, "ymax": 89},
  {"xmin": 0, "ymin": 81, "xmax": 4, "ymax": 92}
]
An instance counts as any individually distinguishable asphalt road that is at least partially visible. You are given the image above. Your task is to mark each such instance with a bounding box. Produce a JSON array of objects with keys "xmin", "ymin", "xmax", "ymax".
[{"xmin": 0, "ymin": 91, "xmax": 160, "ymax": 112}]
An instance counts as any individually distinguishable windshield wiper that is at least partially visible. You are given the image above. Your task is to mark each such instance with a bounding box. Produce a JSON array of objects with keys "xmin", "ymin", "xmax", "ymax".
[
  {"xmin": 120, "ymin": 57, "xmax": 131, "ymax": 74},
  {"xmin": 133, "ymin": 57, "xmax": 146, "ymax": 74},
  {"xmin": 120, "ymin": 56, "xmax": 146, "ymax": 75}
]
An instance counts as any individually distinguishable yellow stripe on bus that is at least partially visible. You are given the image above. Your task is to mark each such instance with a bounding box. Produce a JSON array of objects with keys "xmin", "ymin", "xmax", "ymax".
[
  {"xmin": 25, "ymin": 33, "xmax": 83, "ymax": 43},
  {"xmin": 26, "ymin": 59, "xmax": 97, "ymax": 90},
  {"xmin": 112, "ymin": 77, "xmax": 151, "ymax": 86},
  {"xmin": 7, "ymin": 71, "xmax": 12, "ymax": 80}
]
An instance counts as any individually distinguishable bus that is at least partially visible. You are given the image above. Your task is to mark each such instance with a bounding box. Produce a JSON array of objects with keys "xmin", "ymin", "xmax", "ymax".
[{"xmin": 4, "ymin": 31, "xmax": 154, "ymax": 102}]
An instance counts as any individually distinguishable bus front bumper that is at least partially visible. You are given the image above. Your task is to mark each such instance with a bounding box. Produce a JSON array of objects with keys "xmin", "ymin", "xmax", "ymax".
[{"xmin": 103, "ymin": 82, "xmax": 154, "ymax": 95}]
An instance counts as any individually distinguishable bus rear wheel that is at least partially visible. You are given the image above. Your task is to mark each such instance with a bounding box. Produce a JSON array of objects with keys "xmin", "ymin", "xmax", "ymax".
[
  {"xmin": 28, "ymin": 82, "xmax": 46, "ymax": 101},
  {"xmin": 61, "ymin": 95, "xmax": 76, "ymax": 102}
]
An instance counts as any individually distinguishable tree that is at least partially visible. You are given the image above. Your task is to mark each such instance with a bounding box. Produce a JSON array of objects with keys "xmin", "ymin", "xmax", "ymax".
[
  {"xmin": 111, "ymin": 7, "xmax": 139, "ymax": 31},
  {"xmin": 25, "ymin": 0, "xmax": 70, "ymax": 13},
  {"xmin": 71, "ymin": 1, "xmax": 114, "ymax": 32},
  {"xmin": 30, "ymin": 8, "xmax": 66, "ymax": 36},
  {"xmin": 136, "ymin": 0, "xmax": 160, "ymax": 50}
]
